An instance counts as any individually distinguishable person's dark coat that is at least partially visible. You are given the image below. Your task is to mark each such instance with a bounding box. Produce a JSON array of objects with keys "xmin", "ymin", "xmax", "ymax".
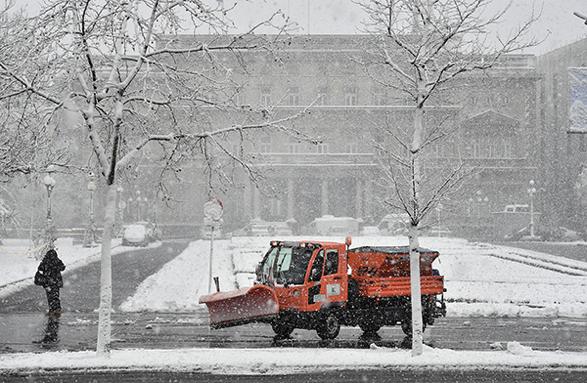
[{"xmin": 37, "ymin": 249, "xmax": 65, "ymax": 288}]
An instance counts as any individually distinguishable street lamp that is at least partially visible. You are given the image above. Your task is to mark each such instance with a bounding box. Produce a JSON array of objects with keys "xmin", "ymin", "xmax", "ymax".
[
  {"xmin": 83, "ymin": 172, "xmax": 98, "ymax": 247},
  {"xmin": 435, "ymin": 202, "xmax": 443, "ymax": 237},
  {"xmin": 116, "ymin": 186, "xmax": 124, "ymax": 234},
  {"xmin": 528, "ymin": 180, "xmax": 537, "ymax": 238},
  {"xmin": 143, "ymin": 197, "xmax": 148, "ymax": 221},
  {"xmin": 136, "ymin": 191, "xmax": 141, "ymax": 221},
  {"xmin": 42, "ymin": 165, "xmax": 57, "ymax": 250},
  {"xmin": 476, "ymin": 190, "xmax": 483, "ymax": 218},
  {"xmin": 128, "ymin": 197, "xmax": 134, "ymax": 221}
]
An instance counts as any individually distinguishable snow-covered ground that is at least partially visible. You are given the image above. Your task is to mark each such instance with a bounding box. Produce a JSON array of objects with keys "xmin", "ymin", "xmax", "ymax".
[
  {"xmin": 120, "ymin": 236, "xmax": 587, "ymax": 318},
  {"xmin": 1, "ymin": 342, "xmax": 586, "ymax": 374},
  {"xmin": 0, "ymin": 238, "xmax": 161, "ymax": 298}
]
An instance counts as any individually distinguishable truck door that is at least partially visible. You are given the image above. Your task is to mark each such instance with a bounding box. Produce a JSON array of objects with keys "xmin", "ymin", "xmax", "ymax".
[
  {"xmin": 319, "ymin": 248, "xmax": 347, "ymax": 306},
  {"xmin": 305, "ymin": 249, "xmax": 325, "ymax": 311}
]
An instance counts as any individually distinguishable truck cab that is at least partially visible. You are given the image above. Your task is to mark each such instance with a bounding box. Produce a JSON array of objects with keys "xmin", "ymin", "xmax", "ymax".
[{"xmin": 255, "ymin": 241, "xmax": 349, "ymax": 313}]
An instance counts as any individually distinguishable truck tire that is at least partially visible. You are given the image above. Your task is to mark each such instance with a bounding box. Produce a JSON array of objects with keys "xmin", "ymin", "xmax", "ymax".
[
  {"xmin": 271, "ymin": 321, "xmax": 294, "ymax": 338},
  {"xmin": 316, "ymin": 314, "xmax": 340, "ymax": 340},
  {"xmin": 359, "ymin": 322, "xmax": 381, "ymax": 334}
]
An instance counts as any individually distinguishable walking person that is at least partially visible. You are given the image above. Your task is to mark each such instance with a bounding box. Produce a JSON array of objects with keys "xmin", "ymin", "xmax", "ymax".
[{"xmin": 34, "ymin": 249, "xmax": 66, "ymax": 317}]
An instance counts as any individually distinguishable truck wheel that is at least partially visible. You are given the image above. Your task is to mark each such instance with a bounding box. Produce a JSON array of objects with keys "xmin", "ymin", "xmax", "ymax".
[
  {"xmin": 359, "ymin": 322, "xmax": 381, "ymax": 334},
  {"xmin": 317, "ymin": 314, "xmax": 340, "ymax": 340},
  {"xmin": 271, "ymin": 321, "xmax": 294, "ymax": 338},
  {"xmin": 401, "ymin": 319, "xmax": 426, "ymax": 337}
]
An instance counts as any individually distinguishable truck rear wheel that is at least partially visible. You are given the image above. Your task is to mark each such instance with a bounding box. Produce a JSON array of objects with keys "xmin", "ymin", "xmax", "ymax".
[
  {"xmin": 317, "ymin": 314, "xmax": 340, "ymax": 340},
  {"xmin": 271, "ymin": 321, "xmax": 294, "ymax": 338}
]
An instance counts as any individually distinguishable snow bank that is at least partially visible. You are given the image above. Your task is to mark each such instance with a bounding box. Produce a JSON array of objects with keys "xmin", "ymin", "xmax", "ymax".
[
  {"xmin": 119, "ymin": 236, "xmax": 587, "ymax": 318},
  {"xmin": 119, "ymin": 240, "xmax": 236, "ymax": 312},
  {"xmin": 0, "ymin": 239, "xmax": 160, "ymax": 298},
  {"xmin": 1, "ymin": 346, "xmax": 585, "ymax": 374}
]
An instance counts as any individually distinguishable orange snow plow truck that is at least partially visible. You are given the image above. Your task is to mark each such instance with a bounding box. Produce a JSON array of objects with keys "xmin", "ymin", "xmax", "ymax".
[{"xmin": 199, "ymin": 238, "xmax": 446, "ymax": 339}]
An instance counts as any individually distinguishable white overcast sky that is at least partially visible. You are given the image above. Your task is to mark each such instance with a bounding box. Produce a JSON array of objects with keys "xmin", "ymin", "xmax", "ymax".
[{"xmin": 18, "ymin": 0, "xmax": 587, "ymax": 54}]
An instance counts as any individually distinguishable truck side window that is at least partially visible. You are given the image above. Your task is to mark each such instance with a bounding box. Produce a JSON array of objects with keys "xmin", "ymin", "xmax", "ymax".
[
  {"xmin": 324, "ymin": 250, "xmax": 339, "ymax": 275},
  {"xmin": 308, "ymin": 250, "xmax": 325, "ymax": 282}
]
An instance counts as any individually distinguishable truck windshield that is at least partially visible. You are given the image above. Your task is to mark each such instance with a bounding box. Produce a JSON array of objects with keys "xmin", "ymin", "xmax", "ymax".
[{"xmin": 259, "ymin": 246, "xmax": 314, "ymax": 285}]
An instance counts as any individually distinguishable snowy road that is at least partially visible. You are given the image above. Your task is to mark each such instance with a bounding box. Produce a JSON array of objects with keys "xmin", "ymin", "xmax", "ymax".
[
  {"xmin": 1, "ymin": 312, "xmax": 586, "ymax": 354},
  {"xmin": 0, "ymin": 241, "xmax": 189, "ymax": 313},
  {"xmin": 1, "ymin": 239, "xmax": 587, "ymax": 355},
  {"xmin": 4, "ymin": 368, "xmax": 587, "ymax": 383}
]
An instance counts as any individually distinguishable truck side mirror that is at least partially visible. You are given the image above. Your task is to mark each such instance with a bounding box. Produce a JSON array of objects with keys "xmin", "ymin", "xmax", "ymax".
[{"xmin": 255, "ymin": 263, "xmax": 262, "ymax": 281}]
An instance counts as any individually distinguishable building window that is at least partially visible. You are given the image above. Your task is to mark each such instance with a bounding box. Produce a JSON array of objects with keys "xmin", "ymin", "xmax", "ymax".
[
  {"xmin": 489, "ymin": 138, "xmax": 505, "ymax": 158},
  {"xmin": 260, "ymin": 87, "xmax": 272, "ymax": 106},
  {"xmin": 316, "ymin": 143, "xmax": 329, "ymax": 154},
  {"xmin": 287, "ymin": 142, "xmax": 304, "ymax": 153},
  {"xmin": 473, "ymin": 138, "xmax": 481, "ymax": 158},
  {"xmin": 504, "ymin": 140, "xmax": 513, "ymax": 158},
  {"xmin": 316, "ymin": 87, "xmax": 328, "ymax": 105},
  {"xmin": 344, "ymin": 86, "xmax": 358, "ymax": 105},
  {"xmin": 287, "ymin": 87, "xmax": 300, "ymax": 105},
  {"xmin": 235, "ymin": 91, "xmax": 246, "ymax": 106},
  {"xmin": 345, "ymin": 143, "xmax": 359, "ymax": 153},
  {"xmin": 372, "ymin": 89, "xmax": 387, "ymax": 105},
  {"xmin": 259, "ymin": 143, "xmax": 271, "ymax": 153}
]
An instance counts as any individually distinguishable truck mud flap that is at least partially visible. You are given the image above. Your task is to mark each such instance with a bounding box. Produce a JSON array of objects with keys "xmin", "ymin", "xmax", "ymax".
[{"xmin": 199, "ymin": 285, "xmax": 279, "ymax": 329}]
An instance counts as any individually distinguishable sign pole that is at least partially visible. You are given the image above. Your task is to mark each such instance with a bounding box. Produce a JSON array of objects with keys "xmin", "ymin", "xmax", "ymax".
[
  {"xmin": 208, "ymin": 225, "xmax": 215, "ymax": 294},
  {"xmin": 203, "ymin": 197, "xmax": 223, "ymax": 294}
]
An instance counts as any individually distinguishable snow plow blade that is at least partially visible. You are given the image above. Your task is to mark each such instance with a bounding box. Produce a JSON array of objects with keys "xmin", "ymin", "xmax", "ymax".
[{"xmin": 199, "ymin": 285, "xmax": 279, "ymax": 329}]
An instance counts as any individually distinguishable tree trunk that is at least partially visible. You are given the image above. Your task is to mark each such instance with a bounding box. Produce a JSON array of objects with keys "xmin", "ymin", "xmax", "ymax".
[
  {"xmin": 408, "ymin": 222, "xmax": 423, "ymax": 356},
  {"xmin": 96, "ymin": 183, "xmax": 117, "ymax": 355},
  {"xmin": 409, "ymin": 99, "xmax": 425, "ymax": 356}
]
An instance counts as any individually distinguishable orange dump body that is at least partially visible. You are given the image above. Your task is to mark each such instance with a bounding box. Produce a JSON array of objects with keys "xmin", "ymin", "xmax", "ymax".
[{"xmin": 348, "ymin": 246, "xmax": 444, "ymax": 298}]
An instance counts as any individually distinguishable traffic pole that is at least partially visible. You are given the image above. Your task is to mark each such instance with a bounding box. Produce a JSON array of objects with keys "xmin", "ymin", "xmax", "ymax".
[{"xmin": 208, "ymin": 225, "xmax": 215, "ymax": 293}]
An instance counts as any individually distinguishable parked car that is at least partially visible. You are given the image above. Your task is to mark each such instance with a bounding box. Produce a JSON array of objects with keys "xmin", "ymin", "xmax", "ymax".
[
  {"xmin": 360, "ymin": 225, "xmax": 381, "ymax": 236},
  {"xmin": 505, "ymin": 225, "xmax": 584, "ymax": 242},
  {"xmin": 503, "ymin": 204, "xmax": 530, "ymax": 213},
  {"xmin": 305, "ymin": 215, "xmax": 360, "ymax": 236},
  {"xmin": 232, "ymin": 219, "xmax": 293, "ymax": 237},
  {"xmin": 377, "ymin": 213, "xmax": 410, "ymax": 236},
  {"xmin": 122, "ymin": 222, "xmax": 153, "ymax": 246}
]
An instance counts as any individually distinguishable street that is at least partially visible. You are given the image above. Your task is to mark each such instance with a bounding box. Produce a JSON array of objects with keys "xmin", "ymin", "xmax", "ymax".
[
  {"xmin": 0, "ymin": 241, "xmax": 585, "ymax": 354},
  {"xmin": 4, "ymin": 368, "xmax": 587, "ymax": 383}
]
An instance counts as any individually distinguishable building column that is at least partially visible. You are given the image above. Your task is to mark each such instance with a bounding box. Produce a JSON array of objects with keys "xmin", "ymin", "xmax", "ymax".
[
  {"xmin": 253, "ymin": 184, "xmax": 261, "ymax": 219},
  {"xmin": 355, "ymin": 178, "xmax": 363, "ymax": 219},
  {"xmin": 287, "ymin": 178, "xmax": 295, "ymax": 219},
  {"xmin": 364, "ymin": 181, "xmax": 373, "ymax": 220},
  {"xmin": 243, "ymin": 182, "xmax": 252, "ymax": 220},
  {"xmin": 321, "ymin": 179, "xmax": 329, "ymax": 216}
]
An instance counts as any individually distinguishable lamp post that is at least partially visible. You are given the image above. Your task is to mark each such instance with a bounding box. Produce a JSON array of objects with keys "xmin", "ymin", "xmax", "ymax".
[
  {"xmin": 42, "ymin": 165, "xmax": 57, "ymax": 250},
  {"xmin": 528, "ymin": 180, "xmax": 537, "ymax": 238},
  {"xmin": 83, "ymin": 172, "xmax": 98, "ymax": 247},
  {"xmin": 143, "ymin": 197, "xmax": 148, "ymax": 221},
  {"xmin": 476, "ymin": 190, "xmax": 483, "ymax": 219},
  {"xmin": 136, "ymin": 190, "xmax": 141, "ymax": 221},
  {"xmin": 116, "ymin": 186, "xmax": 124, "ymax": 235}
]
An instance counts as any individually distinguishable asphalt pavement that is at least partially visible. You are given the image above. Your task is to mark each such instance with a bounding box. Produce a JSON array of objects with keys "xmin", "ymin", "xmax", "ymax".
[{"xmin": 4, "ymin": 368, "xmax": 587, "ymax": 382}]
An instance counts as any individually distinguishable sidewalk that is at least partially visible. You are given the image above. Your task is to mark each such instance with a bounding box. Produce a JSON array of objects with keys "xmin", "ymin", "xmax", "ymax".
[{"xmin": 1, "ymin": 344, "xmax": 587, "ymax": 375}]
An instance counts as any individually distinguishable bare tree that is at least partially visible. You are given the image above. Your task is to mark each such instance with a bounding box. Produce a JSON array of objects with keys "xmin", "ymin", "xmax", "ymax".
[
  {"xmin": 0, "ymin": 0, "xmax": 311, "ymax": 355},
  {"xmin": 0, "ymin": 2, "xmax": 66, "ymax": 181},
  {"xmin": 356, "ymin": 0, "xmax": 539, "ymax": 355}
]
